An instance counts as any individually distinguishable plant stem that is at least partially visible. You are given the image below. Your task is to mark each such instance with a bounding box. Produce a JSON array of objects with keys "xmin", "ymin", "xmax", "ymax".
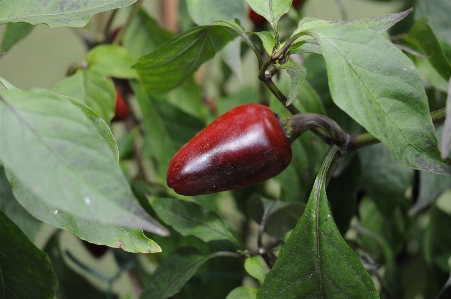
[
  {"xmin": 103, "ymin": 9, "xmax": 118, "ymax": 37},
  {"xmin": 112, "ymin": 0, "xmax": 143, "ymax": 45},
  {"xmin": 287, "ymin": 113, "xmax": 349, "ymax": 153},
  {"xmin": 431, "ymin": 107, "xmax": 446, "ymax": 123}
]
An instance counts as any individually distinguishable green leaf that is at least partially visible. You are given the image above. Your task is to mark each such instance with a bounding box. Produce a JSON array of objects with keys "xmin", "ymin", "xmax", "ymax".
[
  {"xmin": 44, "ymin": 233, "xmax": 119, "ymax": 299},
  {"xmin": 131, "ymin": 82, "xmax": 177, "ymax": 181},
  {"xmin": 7, "ymin": 168, "xmax": 161, "ymax": 253},
  {"xmin": 307, "ymin": 24, "xmax": 451, "ymax": 174},
  {"xmin": 215, "ymin": 19, "xmax": 263, "ymax": 67},
  {"xmin": 0, "ymin": 209, "xmax": 57, "ymax": 299},
  {"xmin": 359, "ymin": 143, "xmax": 413, "ymax": 217},
  {"xmin": 415, "ymin": 0, "xmax": 451, "ymax": 45},
  {"xmin": 425, "ymin": 199, "xmax": 451, "ymax": 273},
  {"xmin": 356, "ymin": 224, "xmax": 404, "ymax": 299},
  {"xmin": 0, "ymin": 77, "xmax": 19, "ymax": 90},
  {"xmin": 291, "ymin": 9, "xmax": 411, "ymax": 44},
  {"xmin": 221, "ymin": 37, "xmax": 243, "ymax": 81},
  {"xmin": 0, "ymin": 89, "xmax": 168, "ymax": 236},
  {"xmin": 53, "ymin": 69, "xmax": 116, "ymax": 123},
  {"xmin": 332, "ymin": 8, "xmax": 412, "ymax": 34},
  {"xmin": 280, "ymin": 62, "xmax": 306, "ymax": 106},
  {"xmin": 133, "ymin": 25, "xmax": 236, "ymax": 94},
  {"xmin": 0, "ymin": 22, "xmax": 34, "ymax": 54},
  {"xmin": 65, "ymin": 96, "xmax": 119, "ymax": 162},
  {"xmin": 246, "ymin": 0, "xmax": 291, "ymax": 29},
  {"xmin": 359, "ymin": 197, "xmax": 411, "ymax": 262},
  {"xmin": 440, "ymin": 80, "xmax": 451, "ymax": 158},
  {"xmin": 244, "ymin": 256, "xmax": 267, "ymax": 284},
  {"xmin": 247, "ymin": 195, "xmax": 305, "ymax": 239},
  {"xmin": 141, "ymin": 247, "xmax": 237, "ymax": 299},
  {"xmin": 165, "ymin": 76, "xmax": 207, "ymax": 121},
  {"xmin": 409, "ymin": 171, "xmax": 451, "ymax": 216},
  {"xmin": 409, "ymin": 18, "xmax": 451, "ymax": 81},
  {"xmin": 132, "ymin": 80, "xmax": 206, "ymax": 182},
  {"xmin": 86, "ymin": 45, "xmax": 137, "ymax": 79},
  {"xmin": 123, "ymin": 9, "xmax": 174, "ymax": 59},
  {"xmin": 258, "ymin": 146, "xmax": 378, "ymax": 299},
  {"xmin": 0, "ymin": 0, "xmax": 136, "ymax": 28},
  {"xmin": 217, "ymin": 86, "xmax": 260, "ymax": 116},
  {"xmin": 327, "ymin": 155, "xmax": 360, "ymax": 235},
  {"xmin": 0, "ymin": 166, "xmax": 41, "ymax": 240},
  {"xmin": 226, "ymin": 287, "xmax": 258, "ymax": 299},
  {"xmin": 187, "ymin": 0, "xmax": 245, "ymax": 25},
  {"xmin": 149, "ymin": 196, "xmax": 239, "ymax": 245},
  {"xmin": 254, "ymin": 31, "xmax": 276, "ymax": 56}
]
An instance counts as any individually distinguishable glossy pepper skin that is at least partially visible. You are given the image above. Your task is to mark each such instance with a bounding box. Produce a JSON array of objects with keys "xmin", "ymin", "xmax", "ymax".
[{"xmin": 167, "ymin": 104, "xmax": 292, "ymax": 196}]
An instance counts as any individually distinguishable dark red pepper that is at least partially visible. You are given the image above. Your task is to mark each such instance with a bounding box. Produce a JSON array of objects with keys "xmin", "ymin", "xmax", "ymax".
[
  {"xmin": 112, "ymin": 87, "xmax": 131, "ymax": 122},
  {"xmin": 167, "ymin": 104, "xmax": 292, "ymax": 196}
]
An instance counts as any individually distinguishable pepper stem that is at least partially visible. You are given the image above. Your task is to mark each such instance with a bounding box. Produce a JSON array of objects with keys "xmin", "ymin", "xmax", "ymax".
[{"xmin": 287, "ymin": 113, "xmax": 350, "ymax": 154}]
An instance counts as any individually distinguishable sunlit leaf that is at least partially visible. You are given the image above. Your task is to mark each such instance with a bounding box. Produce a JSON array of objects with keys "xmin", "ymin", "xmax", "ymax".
[
  {"xmin": 226, "ymin": 287, "xmax": 258, "ymax": 299},
  {"xmin": 244, "ymin": 257, "xmax": 267, "ymax": 284},
  {"xmin": 86, "ymin": 45, "xmax": 137, "ymax": 79},
  {"xmin": 0, "ymin": 209, "xmax": 57, "ymax": 299},
  {"xmin": 254, "ymin": 31, "xmax": 276, "ymax": 56},
  {"xmin": 0, "ymin": 0, "xmax": 136, "ymax": 28},
  {"xmin": 0, "ymin": 89, "xmax": 168, "ymax": 236},
  {"xmin": 258, "ymin": 146, "xmax": 378, "ymax": 299}
]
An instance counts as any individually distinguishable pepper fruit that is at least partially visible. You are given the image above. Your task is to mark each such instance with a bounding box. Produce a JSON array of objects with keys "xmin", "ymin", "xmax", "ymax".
[
  {"xmin": 167, "ymin": 104, "xmax": 292, "ymax": 196},
  {"xmin": 112, "ymin": 87, "xmax": 131, "ymax": 122}
]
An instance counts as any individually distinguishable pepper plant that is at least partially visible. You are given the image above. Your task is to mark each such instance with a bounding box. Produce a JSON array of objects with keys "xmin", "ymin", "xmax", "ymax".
[{"xmin": 1, "ymin": 0, "xmax": 451, "ymax": 298}]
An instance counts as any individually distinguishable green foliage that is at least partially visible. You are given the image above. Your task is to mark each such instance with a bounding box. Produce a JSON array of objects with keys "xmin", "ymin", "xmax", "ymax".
[
  {"xmin": 1, "ymin": 0, "xmax": 451, "ymax": 298},
  {"xmin": 258, "ymin": 147, "xmax": 378, "ymax": 299},
  {"xmin": 149, "ymin": 196, "xmax": 239, "ymax": 245},
  {"xmin": 0, "ymin": 209, "xmax": 57, "ymax": 298},
  {"xmin": 0, "ymin": 0, "xmax": 136, "ymax": 27},
  {"xmin": 134, "ymin": 25, "xmax": 237, "ymax": 94},
  {"xmin": 53, "ymin": 69, "xmax": 116, "ymax": 122}
]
